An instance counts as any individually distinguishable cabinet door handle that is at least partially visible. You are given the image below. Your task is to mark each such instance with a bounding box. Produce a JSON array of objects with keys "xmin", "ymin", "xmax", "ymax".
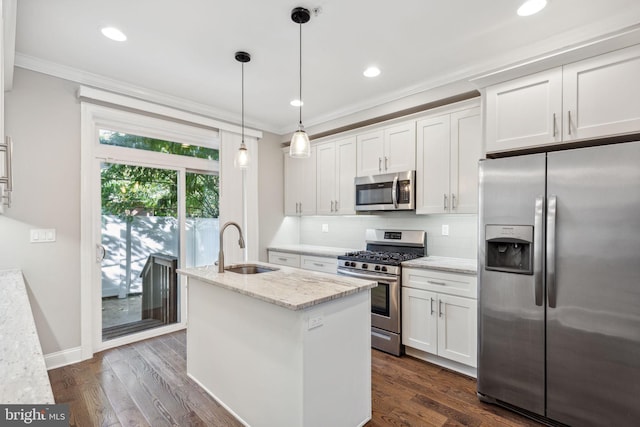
[
  {"xmin": 567, "ymin": 110, "xmax": 572, "ymax": 136},
  {"xmin": 552, "ymin": 113, "xmax": 557, "ymax": 137},
  {"xmin": 296, "ymin": 202, "xmax": 299, "ymax": 213},
  {"xmin": 430, "ymin": 298, "xmax": 435, "ymax": 315},
  {"xmin": 334, "ymin": 200, "xmax": 339, "ymax": 212},
  {"xmin": 378, "ymin": 157, "xmax": 382, "ymax": 172},
  {"xmin": 439, "ymin": 300, "xmax": 443, "ymax": 318},
  {"xmin": 451, "ymin": 194, "xmax": 457, "ymax": 210},
  {"xmin": 443, "ymin": 194, "xmax": 448, "ymax": 210},
  {"xmin": 330, "ymin": 200, "xmax": 334, "ymax": 212},
  {"xmin": 384, "ymin": 156, "xmax": 389, "ymax": 171}
]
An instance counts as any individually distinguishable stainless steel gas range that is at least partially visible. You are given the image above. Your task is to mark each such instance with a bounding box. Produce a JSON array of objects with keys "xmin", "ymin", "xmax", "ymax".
[{"xmin": 337, "ymin": 229, "xmax": 426, "ymax": 356}]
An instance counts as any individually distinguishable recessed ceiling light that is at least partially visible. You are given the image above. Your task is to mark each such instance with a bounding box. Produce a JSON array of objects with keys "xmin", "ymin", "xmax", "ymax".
[
  {"xmin": 290, "ymin": 99, "xmax": 304, "ymax": 107},
  {"xmin": 101, "ymin": 26, "xmax": 127, "ymax": 42},
  {"xmin": 363, "ymin": 66, "xmax": 381, "ymax": 78},
  {"xmin": 517, "ymin": 0, "xmax": 547, "ymax": 16}
]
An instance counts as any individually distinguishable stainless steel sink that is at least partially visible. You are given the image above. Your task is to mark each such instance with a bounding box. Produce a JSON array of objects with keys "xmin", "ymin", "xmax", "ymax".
[{"xmin": 224, "ymin": 264, "xmax": 279, "ymax": 274}]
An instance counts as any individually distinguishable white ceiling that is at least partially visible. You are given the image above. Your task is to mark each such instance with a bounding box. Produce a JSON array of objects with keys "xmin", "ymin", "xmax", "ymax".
[{"xmin": 14, "ymin": 0, "xmax": 640, "ymax": 135}]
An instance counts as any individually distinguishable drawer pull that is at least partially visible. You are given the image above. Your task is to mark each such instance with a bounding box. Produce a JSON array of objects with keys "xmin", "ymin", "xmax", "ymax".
[
  {"xmin": 427, "ymin": 280, "xmax": 446, "ymax": 286},
  {"xmin": 278, "ymin": 257, "xmax": 288, "ymax": 262},
  {"xmin": 313, "ymin": 262, "xmax": 324, "ymax": 267}
]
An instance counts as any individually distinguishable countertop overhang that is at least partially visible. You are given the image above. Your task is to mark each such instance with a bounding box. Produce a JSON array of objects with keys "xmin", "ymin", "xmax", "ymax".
[{"xmin": 178, "ymin": 262, "xmax": 377, "ymax": 311}]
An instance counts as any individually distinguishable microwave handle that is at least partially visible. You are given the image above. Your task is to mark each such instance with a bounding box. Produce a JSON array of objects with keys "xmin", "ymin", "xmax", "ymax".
[{"xmin": 392, "ymin": 175, "xmax": 399, "ymax": 208}]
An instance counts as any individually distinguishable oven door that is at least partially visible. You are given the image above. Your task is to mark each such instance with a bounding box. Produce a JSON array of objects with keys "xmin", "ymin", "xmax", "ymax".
[{"xmin": 336, "ymin": 269, "xmax": 400, "ymax": 333}]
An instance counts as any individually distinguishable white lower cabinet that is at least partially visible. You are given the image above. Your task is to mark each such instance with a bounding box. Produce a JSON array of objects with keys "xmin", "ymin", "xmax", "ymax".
[
  {"xmin": 402, "ymin": 268, "xmax": 477, "ymax": 372},
  {"xmin": 268, "ymin": 251, "xmax": 300, "ymax": 268},
  {"xmin": 268, "ymin": 251, "xmax": 337, "ymax": 274}
]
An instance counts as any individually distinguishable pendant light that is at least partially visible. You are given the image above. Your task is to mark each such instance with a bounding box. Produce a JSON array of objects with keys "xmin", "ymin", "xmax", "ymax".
[
  {"xmin": 234, "ymin": 51, "xmax": 251, "ymax": 169},
  {"xmin": 289, "ymin": 7, "xmax": 311, "ymax": 158}
]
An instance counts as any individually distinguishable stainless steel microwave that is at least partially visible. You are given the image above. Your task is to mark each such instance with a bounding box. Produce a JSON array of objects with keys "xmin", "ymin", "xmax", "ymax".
[{"xmin": 354, "ymin": 171, "xmax": 415, "ymax": 212}]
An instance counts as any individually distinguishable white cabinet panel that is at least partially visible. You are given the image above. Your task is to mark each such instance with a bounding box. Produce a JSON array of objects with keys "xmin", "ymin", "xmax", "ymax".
[
  {"xmin": 485, "ymin": 44, "xmax": 640, "ymax": 154},
  {"xmin": 437, "ymin": 294, "xmax": 477, "ymax": 367},
  {"xmin": 563, "ymin": 45, "xmax": 640, "ymax": 141},
  {"xmin": 485, "ymin": 69, "xmax": 562, "ymax": 154},
  {"xmin": 283, "ymin": 147, "xmax": 316, "ymax": 216},
  {"xmin": 402, "ymin": 267, "xmax": 477, "ymax": 368},
  {"xmin": 356, "ymin": 122, "xmax": 415, "ymax": 177},
  {"xmin": 402, "ymin": 287, "xmax": 437, "ymax": 354},
  {"xmin": 416, "ymin": 104, "xmax": 481, "ymax": 214},
  {"xmin": 268, "ymin": 251, "xmax": 300, "ymax": 268},
  {"xmin": 300, "ymin": 255, "xmax": 337, "ymax": 274},
  {"xmin": 316, "ymin": 137, "xmax": 356, "ymax": 215}
]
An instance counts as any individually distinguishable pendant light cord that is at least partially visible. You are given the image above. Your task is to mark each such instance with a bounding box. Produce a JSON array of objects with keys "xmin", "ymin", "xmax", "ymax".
[
  {"xmin": 298, "ymin": 21, "xmax": 303, "ymax": 127},
  {"xmin": 241, "ymin": 61, "xmax": 245, "ymax": 143}
]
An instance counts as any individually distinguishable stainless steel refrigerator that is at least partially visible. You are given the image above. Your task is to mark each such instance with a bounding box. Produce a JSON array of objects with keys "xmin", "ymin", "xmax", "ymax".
[{"xmin": 477, "ymin": 141, "xmax": 640, "ymax": 426}]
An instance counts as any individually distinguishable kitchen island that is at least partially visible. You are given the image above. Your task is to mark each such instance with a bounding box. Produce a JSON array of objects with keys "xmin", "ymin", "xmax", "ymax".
[{"xmin": 178, "ymin": 262, "xmax": 377, "ymax": 427}]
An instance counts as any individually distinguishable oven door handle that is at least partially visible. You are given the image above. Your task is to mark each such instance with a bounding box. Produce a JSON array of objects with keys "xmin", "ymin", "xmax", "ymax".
[{"xmin": 337, "ymin": 269, "xmax": 396, "ymax": 283}]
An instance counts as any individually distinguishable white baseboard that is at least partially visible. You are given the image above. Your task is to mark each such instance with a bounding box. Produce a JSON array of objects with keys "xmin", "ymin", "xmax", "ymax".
[{"xmin": 44, "ymin": 346, "xmax": 83, "ymax": 370}]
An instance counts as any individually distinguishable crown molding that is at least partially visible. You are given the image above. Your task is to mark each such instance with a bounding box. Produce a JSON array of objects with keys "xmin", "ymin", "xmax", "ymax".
[{"xmin": 14, "ymin": 53, "xmax": 274, "ymax": 135}]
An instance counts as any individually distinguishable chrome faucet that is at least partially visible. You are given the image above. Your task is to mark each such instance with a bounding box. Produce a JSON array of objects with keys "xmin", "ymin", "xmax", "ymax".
[{"xmin": 218, "ymin": 221, "xmax": 246, "ymax": 273}]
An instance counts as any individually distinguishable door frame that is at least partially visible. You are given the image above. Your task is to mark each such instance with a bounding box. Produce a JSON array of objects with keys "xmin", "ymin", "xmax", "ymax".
[{"xmin": 80, "ymin": 102, "xmax": 220, "ymax": 358}]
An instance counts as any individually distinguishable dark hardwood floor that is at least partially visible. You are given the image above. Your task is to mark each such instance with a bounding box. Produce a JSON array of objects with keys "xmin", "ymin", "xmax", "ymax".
[{"xmin": 49, "ymin": 331, "xmax": 542, "ymax": 426}]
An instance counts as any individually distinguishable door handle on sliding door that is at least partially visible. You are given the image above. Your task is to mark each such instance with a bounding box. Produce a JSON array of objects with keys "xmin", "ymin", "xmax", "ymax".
[
  {"xmin": 547, "ymin": 195, "xmax": 557, "ymax": 308},
  {"xmin": 533, "ymin": 196, "xmax": 544, "ymax": 306}
]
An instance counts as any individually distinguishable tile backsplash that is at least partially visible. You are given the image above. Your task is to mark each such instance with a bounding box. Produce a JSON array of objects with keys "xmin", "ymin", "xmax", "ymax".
[{"xmin": 298, "ymin": 213, "xmax": 478, "ymax": 259}]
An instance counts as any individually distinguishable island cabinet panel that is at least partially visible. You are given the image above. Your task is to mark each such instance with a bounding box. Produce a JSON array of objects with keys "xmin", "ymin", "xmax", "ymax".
[{"xmin": 186, "ymin": 277, "xmax": 372, "ymax": 427}]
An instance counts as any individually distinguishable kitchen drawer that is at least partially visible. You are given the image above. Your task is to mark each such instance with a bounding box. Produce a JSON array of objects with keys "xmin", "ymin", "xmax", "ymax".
[
  {"xmin": 402, "ymin": 268, "xmax": 477, "ymax": 299},
  {"xmin": 268, "ymin": 251, "xmax": 300, "ymax": 268},
  {"xmin": 300, "ymin": 255, "xmax": 337, "ymax": 274}
]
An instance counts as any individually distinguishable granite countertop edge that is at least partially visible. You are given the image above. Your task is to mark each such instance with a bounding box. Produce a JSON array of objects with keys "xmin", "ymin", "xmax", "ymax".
[
  {"xmin": 178, "ymin": 262, "xmax": 376, "ymax": 311},
  {"xmin": 401, "ymin": 256, "xmax": 478, "ymax": 275}
]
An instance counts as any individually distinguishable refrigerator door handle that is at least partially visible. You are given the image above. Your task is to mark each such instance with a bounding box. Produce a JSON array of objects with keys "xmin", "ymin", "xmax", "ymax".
[
  {"xmin": 547, "ymin": 195, "xmax": 558, "ymax": 308},
  {"xmin": 534, "ymin": 196, "xmax": 544, "ymax": 306}
]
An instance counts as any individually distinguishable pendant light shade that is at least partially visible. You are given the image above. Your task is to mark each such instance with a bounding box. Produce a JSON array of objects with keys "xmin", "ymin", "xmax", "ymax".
[
  {"xmin": 234, "ymin": 51, "xmax": 251, "ymax": 169},
  {"xmin": 289, "ymin": 7, "xmax": 311, "ymax": 158}
]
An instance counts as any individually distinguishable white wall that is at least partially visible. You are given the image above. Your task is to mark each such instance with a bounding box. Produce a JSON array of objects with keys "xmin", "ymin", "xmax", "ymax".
[
  {"xmin": 0, "ymin": 69, "xmax": 81, "ymax": 354},
  {"xmin": 300, "ymin": 213, "xmax": 478, "ymax": 259}
]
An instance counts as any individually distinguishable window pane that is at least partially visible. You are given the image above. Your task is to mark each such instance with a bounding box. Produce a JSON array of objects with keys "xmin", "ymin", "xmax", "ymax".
[
  {"xmin": 99, "ymin": 129, "xmax": 219, "ymax": 161},
  {"xmin": 185, "ymin": 172, "xmax": 219, "ymax": 267}
]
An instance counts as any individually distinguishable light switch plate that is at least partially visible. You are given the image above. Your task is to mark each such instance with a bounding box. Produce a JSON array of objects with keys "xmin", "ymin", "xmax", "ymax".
[
  {"xmin": 30, "ymin": 228, "xmax": 56, "ymax": 243},
  {"xmin": 321, "ymin": 223, "xmax": 329, "ymax": 233},
  {"xmin": 441, "ymin": 224, "xmax": 449, "ymax": 236},
  {"xmin": 308, "ymin": 315, "xmax": 323, "ymax": 330}
]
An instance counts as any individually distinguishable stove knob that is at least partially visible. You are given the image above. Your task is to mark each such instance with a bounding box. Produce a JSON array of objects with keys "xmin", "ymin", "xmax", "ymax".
[
  {"xmin": 381, "ymin": 266, "xmax": 387, "ymax": 272},
  {"xmin": 349, "ymin": 262, "xmax": 356, "ymax": 267},
  {"xmin": 361, "ymin": 263, "xmax": 368, "ymax": 270},
  {"xmin": 374, "ymin": 265, "xmax": 381, "ymax": 271}
]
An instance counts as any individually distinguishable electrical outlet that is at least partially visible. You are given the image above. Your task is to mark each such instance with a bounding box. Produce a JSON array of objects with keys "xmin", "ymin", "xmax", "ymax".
[
  {"xmin": 321, "ymin": 223, "xmax": 329, "ymax": 233},
  {"xmin": 441, "ymin": 224, "xmax": 449, "ymax": 236},
  {"xmin": 308, "ymin": 315, "xmax": 323, "ymax": 330}
]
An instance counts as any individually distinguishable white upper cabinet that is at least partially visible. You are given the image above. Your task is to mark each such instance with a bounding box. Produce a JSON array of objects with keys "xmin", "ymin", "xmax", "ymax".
[
  {"xmin": 284, "ymin": 146, "xmax": 316, "ymax": 216},
  {"xmin": 485, "ymin": 69, "xmax": 562, "ymax": 153},
  {"xmin": 316, "ymin": 137, "xmax": 356, "ymax": 215},
  {"xmin": 416, "ymin": 104, "xmax": 481, "ymax": 214},
  {"xmin": 563, "ymin": 46, "xmax": 640, "ymax": 141},
  {"xmin": 356, "ymin": 121, "xmax": 415, "ymax": 176},
  {"xmin": 485, "ymin": 44, "xmax": 640, "ymax": 154}
]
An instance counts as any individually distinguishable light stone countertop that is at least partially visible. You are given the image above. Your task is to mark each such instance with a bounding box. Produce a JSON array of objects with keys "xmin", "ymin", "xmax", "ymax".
[
  {"xmin": 178, "ymin": 262, "xmax": 376, "ymax": 311},
  {"xmin": 402, "ymin": 256, "xmax": 478, "ymax": 275},
  {"xmin": 0, "ymin": 269, "xmax": 55, "ymax": 404},
  {"xmin": 267, "ymin": 244, "xmax": 357, "ymax": 258}
]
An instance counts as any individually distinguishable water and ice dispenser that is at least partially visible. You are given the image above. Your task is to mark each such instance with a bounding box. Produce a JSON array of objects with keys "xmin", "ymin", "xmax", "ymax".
[{"xmin": 485, "ymin": 225, "xmax": 534, "ymax": 275}]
